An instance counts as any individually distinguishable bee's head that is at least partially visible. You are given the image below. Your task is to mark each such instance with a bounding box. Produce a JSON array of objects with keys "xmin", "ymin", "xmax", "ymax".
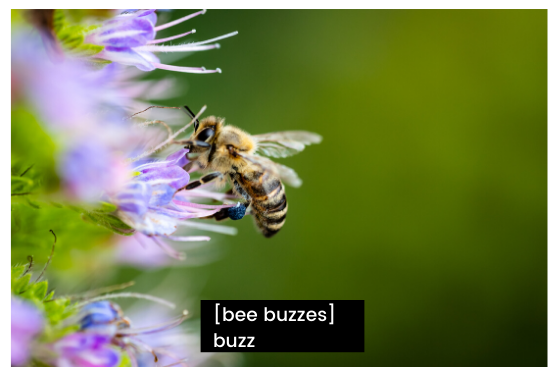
[
  {"xmin": 191, "ymin": 116, "xmax": 223, "ymax": 143},
  {"xmin": 183, "ymin": 106, "xmax": 221, "ymax": 145}
]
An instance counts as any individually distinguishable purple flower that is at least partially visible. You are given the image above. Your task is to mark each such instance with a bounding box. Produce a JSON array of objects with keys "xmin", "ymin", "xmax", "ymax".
[
  {"xmin": 60, "ymin": 141, "xmax": 130, "ymax": 201},
  {"xmin": 114, "ymin": 234, "xmax": 176, "ymax": 268},
  {"xmin": 53, "ymin": 333, "xmax": 120, "ymax": 367},
  {"xmin": 76, "ymin": 300, "xmax": 188, "ymax": 366},
  {"xmin": 113, "ymin": 148, "xmax": 237, "ymax": 260},
  {"xmin": 12, "ymin": 34, "xmax": 136, "ymax": 202},
  {"xmin": 87, "ymin": 9, "xmax": 237, "ymax": 73},
  {"xmin": 77, "ymin": 301, "xmax": 128, "ymax": 337},
  {"xmin": 11, "ymin": 34, "xmax": 115, "ymax": 130},
  {"xmin": 125, "ymin": 304, "xmax": 242, "ymax": 367},
  {"xmin": 11, "ymin": 297, "xmax": 44, "ymax": 366},
  {"xmin": 99, "ymin": 63, "xmax": 182, "ymax": 118}
]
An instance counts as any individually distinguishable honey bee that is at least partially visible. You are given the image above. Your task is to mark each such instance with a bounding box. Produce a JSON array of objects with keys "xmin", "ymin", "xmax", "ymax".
[{"xmin": 180, "ymin": 106, "xmax": 322, "ymax": 237}]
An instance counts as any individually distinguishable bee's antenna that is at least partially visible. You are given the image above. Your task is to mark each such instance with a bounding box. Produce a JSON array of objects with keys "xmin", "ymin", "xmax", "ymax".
[
  {"xmin": 127, "ymin": 105, "xmax": 182, "ymax": 120},
  {"xmin": 183, "ymin": 105, "xmax": 196, "ymax": 119},
  {"xmin": 183, "ymin": 106, "xmax": 200, "ymax": 132}
]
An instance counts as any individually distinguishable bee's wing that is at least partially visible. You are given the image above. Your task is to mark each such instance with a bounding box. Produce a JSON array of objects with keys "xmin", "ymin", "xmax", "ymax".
[
  {"xmin": 253, "ymin": 131, "xmax": 322, "ymax": 158},
  {"xmin": 238, "ymin": 153, "xmax": 303, "ymax": 188},
  {"xmin": 270, "ymin": 162, "xmax": 303, "ymax": 188}
]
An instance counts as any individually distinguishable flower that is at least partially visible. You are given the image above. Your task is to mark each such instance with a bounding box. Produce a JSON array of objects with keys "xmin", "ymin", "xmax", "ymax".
[
  {"xmin": 125, "ymin": 303, "xmax": 242, "ymax": 367},
  {"xmin": 60, "ymin": 141, "xmax": 130, "ymax": 202},
  {"xmin": 11, "ymin": 33, "xmax": 135, "ymax": 202},
  {"xmin": 53, "ymin": 333, "xmax": 121, "ymax": 367},
  {"xmin": 114, "ymin": 233, "xmax": 176, "ymax": 268},
  {"xmin": 87, "ymin": 9, "xmax": 238, "ymax": 73},
  {"xmin": 11, "ymin": 297, "xmax": 44, "ymax": 366},
  {"xmin": 74, "ymin": 300, "xmax": 188, "ymax": 366},
  {"xmin": 113, "ymin": 148, "xmax": 237, "ymax": 260}
]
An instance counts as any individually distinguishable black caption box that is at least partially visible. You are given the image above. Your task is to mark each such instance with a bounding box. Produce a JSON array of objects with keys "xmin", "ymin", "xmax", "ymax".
[{"xmin": 201, "ymin": 300, "xmax": 364, "ymax": 352}]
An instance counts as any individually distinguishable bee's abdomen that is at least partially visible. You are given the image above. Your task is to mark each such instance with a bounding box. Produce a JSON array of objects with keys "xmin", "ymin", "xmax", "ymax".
[{"xmin": 248, "ymin": 173, "xmax": 287, "ymax": 238}]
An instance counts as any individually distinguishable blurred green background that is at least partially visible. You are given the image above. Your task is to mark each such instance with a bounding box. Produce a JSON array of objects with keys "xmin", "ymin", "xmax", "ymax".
[
  {"xmin": 16, "ymin": 9, "xmax": 548, "ymax": 366},
  {"xmin": 140, "ymin": 10, "xmax": 547, "ymax": 366}
]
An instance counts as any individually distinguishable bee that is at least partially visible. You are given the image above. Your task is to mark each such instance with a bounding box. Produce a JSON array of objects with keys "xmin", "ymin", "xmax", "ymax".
[{"xmin": 180, "ymin": 106, "xmax": 322, "ymax": 237}]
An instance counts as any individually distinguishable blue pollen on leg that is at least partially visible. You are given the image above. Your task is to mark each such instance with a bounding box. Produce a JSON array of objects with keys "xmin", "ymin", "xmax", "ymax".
[{"xmin": 227, "ymin": 203, "xmax": 247, "ymax": 220}]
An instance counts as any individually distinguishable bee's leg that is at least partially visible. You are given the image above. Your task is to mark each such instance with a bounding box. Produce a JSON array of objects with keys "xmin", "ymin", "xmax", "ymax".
[
  {"xmin": 202, "ymin": 201, "xmax": 250, "ymax": 221},
  {"xmin": 181, "ymin": 172, "xmax": 223, "ymax": 191}
]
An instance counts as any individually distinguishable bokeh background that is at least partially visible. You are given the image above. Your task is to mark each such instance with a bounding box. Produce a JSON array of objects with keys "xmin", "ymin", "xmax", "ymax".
[{"xmin": 13, "ymin": 10, "xmax": 547, "ymax": 366}]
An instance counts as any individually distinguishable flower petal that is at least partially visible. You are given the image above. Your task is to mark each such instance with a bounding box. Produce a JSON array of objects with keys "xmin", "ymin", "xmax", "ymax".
[
  {"xmin": 166, "ymin": 148, "xmax": 190, "ymax": 168},
  {"xmin": 115, "ymin": 182, "xmax": 152, "ymax": 216},
  {"xmin": 136, "ymin": 166, "xmax": 189, "ymax": 190},
  {"xmin": 94, "ymin": 18, "xmax": 156, "ymax": 47},
  {"xmin": 54, "ymin": 333, "xmax": 120, "ymax": 367},
  {"xmin": 96, "ymin": 47, "xmax": 157, "ymax": 71},
  {"xmin": 11, "ymin": 297, "xmax": 44, "ymax": 366},
  {"xmin": 149, "ymin": 183, "xmax": 177, "ymax": 207},
  {"xmin": 118, "ymin": 209, "xmax": 179, "ymax": 237}
]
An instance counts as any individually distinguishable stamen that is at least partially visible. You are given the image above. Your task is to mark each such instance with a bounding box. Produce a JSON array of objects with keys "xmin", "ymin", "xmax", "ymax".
[
  {"xmin": 163, "ymin": 360, "xmax": 188, "ymax": 367},
  {"xmin": 148, "ymin": 29, "xmax": 196, "ymax": 44},
  {"xmin": 152, "ymin": 63, "xmax": 221, "ymax": 74},
  {"xmin": 168, "ymin": 236, "xmax": 211, "ymax": 242},
  {"xmin": 172, "ymin": 200, "xmax": 235, "ymax": 210},
  {"xmin": 67, "ymin": 281, "xmax": 136, "ymax": 299},
  {"xmin": 154, "ymin": 9, "xmax": 206, "ymax": 31},
  {"xmin": 126, "ymin": 337, "xmax": 159, "ymax": 363},
  {"xmin": 129, "ymin": 105, "xmax": 207, "ymax": 163},
  {"xmin": 137, "ymin": 120, "xmax": 173, "ymax": 137},
  {"xmin": 152, "ymin": 236, "xmax": 186, "ymax": 260},
  {"xmin": 75, "ymin": 292, "xmax": 176, "ymax": 309},
  {"xmin": 190, "ymin": 31, "xmax": 238, "ymax": 46},
  {"xmin": 118, "ymin": 311, "xmax": 188, "ymax": 336},
  {"xmin": 135, "ymin": 43, "xmax": 219, "ymax": 52},
  {"xmin": 178, "ymin": 220, "xmax": 238, "ymax": 235},
  {"xmin": 175, "ymin": 188, "xmax": 237, "ymax": 201}
]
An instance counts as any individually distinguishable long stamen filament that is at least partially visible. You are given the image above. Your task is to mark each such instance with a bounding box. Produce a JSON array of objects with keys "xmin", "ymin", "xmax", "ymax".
[
  {"xmin": 148, "ymin": 30, "xmax": 196, "ymax": 44},
  {"xmin": 129, "ymin": 105, "xmax": 207, "ymax": 163},
  {"xmin": 153, "ymin": 63, "xmax": 221, "ymax": 74},
  {"xmin": 190, "ymin": 31, "xmax": 238, "ymax": 46},
  {"xmin": 154, "ymin": 9, "xmax": 206, "ymax": 31},
  {"xmin": 152, "ymin": 237, "xmax": 186, "ymax": 260},
  {"xmin": 118, "ymin": 311, "xmax": 188, "ymax": 336},
  {"xmin": 136, "ymin": 44, "xmax": 219, "ymax": 53},
  {"xmin": 74, "ymin": 292, "xmax": 176, "ymax": 309}
]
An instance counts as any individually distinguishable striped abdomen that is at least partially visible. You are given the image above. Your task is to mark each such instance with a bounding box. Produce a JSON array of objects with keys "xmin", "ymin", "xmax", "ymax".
[{"xmin": 236, "ymin": 169, "xmax": 287, "ymax": 238}]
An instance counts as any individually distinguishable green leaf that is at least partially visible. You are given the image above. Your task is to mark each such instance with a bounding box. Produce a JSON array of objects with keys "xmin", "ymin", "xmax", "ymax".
[
  {"xmin": 95, "ymin": 201, "xmax": 118, "ymax": 213},
  {"xmin": 57, "ymin": 25, "xmax": 85, "ymax": 49},
  {"xmin": 84, "ymin": 211, "xmax": 134, "ymax": 235},
  {"xmin": 70, "ymin": 43, "xmax": 105, "ymax": 57},
  {"xmin": 11, "ymin": 265, "xmax": 26, "ymax": 280},
  {"xmin": 33, "ymin": 280, "xmax": 49, "ymax": 300},
  {"xmin": 85, "ymin": 58, "xmax": 113, "ymax": 71},
  {"xmin": 52, "ymin": 9, "xmax": 65, "ymax": 33},
  {"xmin": 52, "ymin": 9, "xmax": 105, "ymax": 57},
  {"xmin": 44, "ymin": 290, "xmax": 55, "ymax": 301},
  {"xmin": 44, "ymin": 297, "xmax": 75, "ymax": 326},
  {"xmin": 12, "ymin": 273, "xmax": 31, "ymax": 294},
  {"xmin": 25, "ymin": 198, "xmax": 42, "ymax": 209},
  {"xmin": 11, "ymin": 106, "xmax": 58, "ymax": 193}
]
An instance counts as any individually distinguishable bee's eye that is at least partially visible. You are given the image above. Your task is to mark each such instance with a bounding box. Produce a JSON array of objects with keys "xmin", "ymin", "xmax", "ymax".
[{"xmin": 197, "ymin": 128, "xmax": 214, "ymax": 142}]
